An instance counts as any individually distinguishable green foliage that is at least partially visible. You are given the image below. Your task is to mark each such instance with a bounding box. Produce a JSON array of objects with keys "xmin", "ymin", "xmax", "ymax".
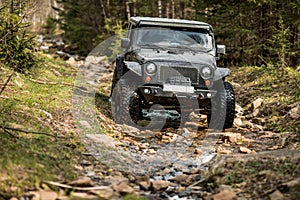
[
  {"xmin": 268, "ymin": 17, "xmax": 293, "ymax": 70},
  {"xmin": 0, "ymin": 0, "xmax": 37, "ymax": 72},
  {"xmin": 42, "ymin": 17, "xmax": 57, "ymax": 35},
  {"xmin": 0, "ymin": 53, "xmax": 82, "ymax": 197}
]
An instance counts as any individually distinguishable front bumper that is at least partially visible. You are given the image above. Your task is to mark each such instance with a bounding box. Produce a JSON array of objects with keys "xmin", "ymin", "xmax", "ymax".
[{"xmin": 139, "ymin": 84, "xmax": 216, "ymax": 100}]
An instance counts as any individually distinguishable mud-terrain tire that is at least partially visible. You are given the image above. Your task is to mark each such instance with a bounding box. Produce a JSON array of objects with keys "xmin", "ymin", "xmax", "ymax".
[
  {"xmin": 208, "ymin": 81, "xmax": 235, "ymax": 130},
  {"xmin": 110, "ymin": 55, "xmax": 124, "ymax": 97},
  {"xmin": 111, "ymin": 79, "xmax": 141, "ymax": 125}
]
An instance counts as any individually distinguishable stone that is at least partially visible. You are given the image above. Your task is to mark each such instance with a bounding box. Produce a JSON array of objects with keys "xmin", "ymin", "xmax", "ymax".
[
  {"xmin": 289, "ymin": 105, "xmax": 299, "ymax": 119},
  {"xmin": 151, "ymin": 180, "xmax": 169, "ymax": 191},
  {"xmin": 251, "ymin": 117, "xmax": 266, "ymax": 125},
  {"xmin": 70, "ymin": 192, "xmax": 99, "ymax": 200},
  {"xmin": 85, "ymin": 134, "xmax": 115, "ymax": 148},
  {"xmin": 139, "ymin": 181, "xmax": 151, "ymax": 190},
  {"xmin": 269, "ymin": 190, "xmax": 284, "ymax": 200},
  {"xmin": 113, "ymin": 182, "xmax": 134, "ymax": 194},
  {"xmin": 85, "ymin": 56, "xmax": 105, "ymax": 64},
  {"xmin": 78, "ymin": 120, "xmax": 92, "ymax": 129},
  {"xmin": 233, "ymin": 118, "xmax": 243, "ymax": 127},
  {"xmin": 31, "ymin": 191, "xmax": 58, "ymax": 200},
  {"xmin": 217, "ymin": 146, "xmax": 232, "ymax": 154},
  {"xmin": 194, "ymin": 148, "xmax": 202, "ymax": 155},
  {"xmin": 252, "ymin": 108, "xmax": 260, "ymax": 117},
  {"xmin": 211, "ymin": 190, "xmax": 237, "ymax": 200},
  {"xmin": 69, "ymin": 177, "xmax": 94, "ymax": 187},
  {"xmin": 170, "ymin": 174, "xmax": 189, "ymax": 183},
  {"xmin": 251, "ymin": 98, "xmax": 264, "ymax": 110},
  {"xmin": 239, "ymin": 147, "xmax": 253, "ymax": 154},
  {"xmin": 92, "ymin": 187, "xmax": 115, "ymax": 200},
  {"xmin": 185, "ymin": 122, "xmax": 199, "ymax": 129}
]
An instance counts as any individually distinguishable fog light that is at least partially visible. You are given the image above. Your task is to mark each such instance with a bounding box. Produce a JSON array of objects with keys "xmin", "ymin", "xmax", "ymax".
[
  {"xmin": 205, "ymin": 80, "xmax": 211, "ymax": 87},
  {"xmin": 207, "ymin": 93, "xmax": 212, "ymax": 98},
  {"xmin": 144, "ymin": 88, "xmax": 151, "ymax": 94},
  {"xmin": 145, "ymin": 76, "xmax": 151, "ymax": 82}
]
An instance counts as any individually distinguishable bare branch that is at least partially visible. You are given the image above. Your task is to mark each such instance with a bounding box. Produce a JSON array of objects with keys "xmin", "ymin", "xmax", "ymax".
[{"xmin": 0, "ymin": 125, "xmax": 60, "ymax": 138}]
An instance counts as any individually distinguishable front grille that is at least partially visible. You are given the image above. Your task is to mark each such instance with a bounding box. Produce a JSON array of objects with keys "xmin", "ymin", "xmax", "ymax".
[{"xmin": 159, "ymin": 66, "xmax": 199, "ymax": 85}]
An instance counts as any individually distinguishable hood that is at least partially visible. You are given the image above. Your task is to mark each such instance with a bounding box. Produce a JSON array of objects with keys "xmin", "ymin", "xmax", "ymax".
[{"xmin": 132, "ymin": 48, "xmax": 216, "ymax": 67}]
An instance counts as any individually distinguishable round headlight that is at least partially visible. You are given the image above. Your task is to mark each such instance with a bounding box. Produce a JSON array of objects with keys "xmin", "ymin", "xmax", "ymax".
[
  {"xmin": 145, "ymin": 63, "xmax": 157, "ymax": 74},
  {"xmin": 201, "ymin": 66, "xmax": 212, "ymax": 78}
]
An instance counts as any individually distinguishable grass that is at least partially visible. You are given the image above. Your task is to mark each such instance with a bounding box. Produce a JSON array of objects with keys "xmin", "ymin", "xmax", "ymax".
[
  {"xmin": 228, "ymin": 65, "xmax": 300, "ymax": 133},
  {"xmin": 0, "ymin": 53, "xmax": 84, "ymax": 199}
]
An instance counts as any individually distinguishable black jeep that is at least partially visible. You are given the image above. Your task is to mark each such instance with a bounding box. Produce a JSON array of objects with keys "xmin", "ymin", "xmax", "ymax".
[{"xmin": 110, "ymin": 17, "xmax": 235, "ymax": 129}]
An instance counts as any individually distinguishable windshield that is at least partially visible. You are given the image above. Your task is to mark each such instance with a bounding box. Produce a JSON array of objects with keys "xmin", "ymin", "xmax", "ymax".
[{"xmin": 133, "ymin": 27, "xmax": 214, "ymax": 51}]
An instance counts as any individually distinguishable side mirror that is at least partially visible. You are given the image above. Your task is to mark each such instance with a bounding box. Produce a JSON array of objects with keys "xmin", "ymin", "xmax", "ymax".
[
  {"xmin": 121, "ymin": 38, "xmax": 130, "ymax": 49},
  {"xmin": 216, "ymin": 45, "xmax": 226, "ymax": 55}
]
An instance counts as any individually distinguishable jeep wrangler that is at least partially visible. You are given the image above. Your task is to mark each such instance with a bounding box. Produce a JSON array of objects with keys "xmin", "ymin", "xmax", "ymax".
[{"xmin": 110, "ymin": 17, "xmax": 235, "ymax": 129}]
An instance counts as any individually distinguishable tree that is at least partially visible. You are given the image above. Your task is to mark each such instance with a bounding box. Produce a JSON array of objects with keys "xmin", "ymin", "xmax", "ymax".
[{"xmin": 0, "ymin": 0, "xmax": 37, "ymax": 71}]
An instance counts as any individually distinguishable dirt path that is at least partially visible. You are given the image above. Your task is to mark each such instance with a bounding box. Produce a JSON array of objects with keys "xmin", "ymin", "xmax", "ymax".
[
  {"xmin": 65, "ymin": 59, "xmax": 299, "ymax": 199},
  {"xmin": 21, "ymin": 59, "xmax": 298, "ymax": 200}
]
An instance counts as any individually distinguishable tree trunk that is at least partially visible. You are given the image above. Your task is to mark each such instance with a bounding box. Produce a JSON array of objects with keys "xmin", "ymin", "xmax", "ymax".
[
  {"xmin": 171, "ymin": 0, "xmax": 175, "ymax": 18},
  {"xmin": 106, "ymin": 0, "xmax": 110, "ymax": 18},
  {"xmin": 133, "ymin": 0, "xmax": 136, "ymax": 17},
  {"xmin": 125, "ymin": 0, "xmax": 130, "ymax": 22},
  {"xmin": 158, "ymin": 0, "xmax": 162, "ymax": 18},
  {"xmin": 166, "ymin": 1, "xmax": 169, "ymax": 18},
  {"xmin": 99, "ymin": 0, "xmax": 107, "ymax": 19}
]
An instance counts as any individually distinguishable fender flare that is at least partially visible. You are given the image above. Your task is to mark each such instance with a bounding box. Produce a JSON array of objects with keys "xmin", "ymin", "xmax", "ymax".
[{"xmin": 213, "ymin": 67, "xmax": 231, "ymax": 81}]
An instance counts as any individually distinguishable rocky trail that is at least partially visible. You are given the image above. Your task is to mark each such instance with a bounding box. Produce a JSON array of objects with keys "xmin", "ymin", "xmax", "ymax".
[{"xmin": 18, "ymin": 58, "xmax": 300, "ymax": 200}]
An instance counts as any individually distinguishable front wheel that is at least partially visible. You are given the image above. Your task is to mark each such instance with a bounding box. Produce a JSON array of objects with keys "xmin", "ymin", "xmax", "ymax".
[
  {"xmin": 208, "ymin": 81, "xmax": 235, "ymax": 130},
  {"xmin": 111, "ymin": 79, "xmax": 141, "ymax": 125}
]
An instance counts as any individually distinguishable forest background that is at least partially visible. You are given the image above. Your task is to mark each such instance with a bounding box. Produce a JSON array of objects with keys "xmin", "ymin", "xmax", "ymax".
[{"xmin": 1, "ymin": 0, "xmax": 299, "ymax": 71}]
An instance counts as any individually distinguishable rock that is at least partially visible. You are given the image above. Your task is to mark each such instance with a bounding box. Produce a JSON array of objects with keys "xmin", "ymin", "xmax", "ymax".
[
  {"xmin": 251, "ymin": 98, "xmax": 264, "ymax": 110},
  {"xmin": 233, "ymin": 118, "xmax": 243, "ymax": 127},
  {"xmin": 78, "ymin": 120, "xmax": 92, "ymax": 129},
  {"xmin": 69, "ymin": 177, "xmax": 94, "ymax": 187},
  {"xmin": 69, "ymin": 192, "xmax": 99, "ymax": 200},
  {"xmin": 241, "ymin": 120, "xmax": 254, "ymax": 129},
  {"xmin": 156, "ymin": 168, "xmax": 171, "ymax": 176},
  {"xmin": 252, "ymin": 108, "xmax": 260, "ymax": 117},
  {"xmin": 122, "ymin": 124, "xmax": 140, "ymax": 134},
  {"xmin": 279, "ymin": 177, "xmax": 300, "ymax": 191},
  {"xmin": 194, "ymin": 148, "xmax": 202, "ymax": 155},
  {"xmin": 185, "ymin": 122, "xmax": 199, "ymax": 129},
  {"xmin": 289, "ymin": 105, "xmax": 300, "ymax": 119},
  {"xmin": 269, "ymin": 190, "xmax": 284, "ymax": 200},
  {"xmin": 252, "ymin": 117, "xmax": 266, "ymax": 125},
  {"xmin": 188, "ymin": 168, "xmax": 200, "ymax": 174},
  {"xmin": 222, "ymin": 132, "xmax": 243, "ymax": 144},
  {"xmin": 170, "ymin": 174, "xmax": 189, "ymax": 183},
  {"xmin": 147, "ymin": 149, "xmax": 157, "ymax": 154},
  {"xmin": 134, "ymin": 175, "xmax": 150, "ymax": 183},
  {"xmin": 210, "ymin": 190, "xmax": 237, "ymax": 200},
  {"xmin": 113, "ymin": 182, "xmax": 135, "ymax": 194},
  {"xmin": 85, "ymin": 134, "xmax": 115, "ymax": 148},
  {"xmin": 85, "ymin": 55, "xmax": 105, "ymax": 64},
  {"xmin": 93, "ymin": 187, "xmax": 115, "ymax": 200},
  {"xmin": 217, "ymin": 146, "xmax": 232, "ymax": 154},
  {"xmin": 151, "ymin": 180, "xmax": 169, "ymax": 191},
  {"xmin": 30, "ymin": 191, "xmax": 58, "ymax": 200},
  {"xmin": 235, "ymin": 104, "xmax": 244, "ymax": 117},
  {"xmin": 251, "ymin": 124, "xmax": 264, "ymax": 132},
  {"xmin": 66, "ymin": 57, "xmax": 76, "ymax": 65},
  {"xmin": 239, "ymin": 147, "xmax": 253, "ymax": 154},
  {"xmin": 139, "ymin": 181, "xmax": 151, "ymax": 190}
]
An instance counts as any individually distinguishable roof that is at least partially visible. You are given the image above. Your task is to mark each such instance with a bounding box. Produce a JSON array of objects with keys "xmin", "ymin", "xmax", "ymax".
[{"xmin": 130, "ymin": 17, "xmax": 211, "ymax": 30}]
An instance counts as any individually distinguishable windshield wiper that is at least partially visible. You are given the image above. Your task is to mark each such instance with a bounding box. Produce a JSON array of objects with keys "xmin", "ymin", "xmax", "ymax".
[
  {"xmin": 180, "ymin": 45, "xmax": 212, "ymax": 54},
  {"xmin": 139, "ymin": 43, "xmax": 178, "ymax": 54}
]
